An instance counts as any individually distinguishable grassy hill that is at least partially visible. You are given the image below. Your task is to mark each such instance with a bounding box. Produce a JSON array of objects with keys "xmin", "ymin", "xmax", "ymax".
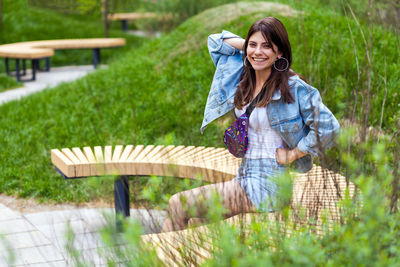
[{"xmin": 0, "ymin": 1, "xmax": 398, "ymax": 203}]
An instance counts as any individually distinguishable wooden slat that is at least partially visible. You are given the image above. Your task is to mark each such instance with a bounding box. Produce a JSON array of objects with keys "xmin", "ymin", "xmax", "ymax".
[
  {"xmin": 125, "ymin": 145, "xmax": 145, "ymax": 174},
  {"xmin": 120, "ymin": 145, "xmax": 134, "ymax": 162},
  {"xmin": 136, "ymin": 145, "xmax": 166, "ymax": 176},
  {"xmin": 178, "ymin": 146, "xmax": 206, "ymax": 163},
  {"xmin": 104, "ymin": 145, "xmax": 112, "ymax": 163},
  {"xmin": 134, "ymin": 145, "xmax": 155, "ymax": 162},
  {"xmin": 118, "ymin": 145, "xmax": 134, "ymax": 175},
  {"xmin": 51, "ymin": 149, "xmax": 75, "ymax": 177},
  {"xmin": 94, "ymin": 146, "xmax": 105, "ymax": 175},
  {"xmin": 156, "ymin": 145, "xmax": 185, "ymax": 163},
  {"xmin": 83, "ymin": 146, "xmax": 98, "ymax": 176},
  {"xmin": 151, "ymin": 145, "xmax": 176, "ymax": 161},
  {"xmin": 201, "ymin": 148, "xmax": 230, "ymax": 162},
  {"xmin": 151, "ymin": 145, "xmax": 180, "ymax": 176},
  {"xmin": 126, "ymin": 145, "xmax": 144, "ymax": 162},
  {"xmin": 112, "ymin": 145, "xmax": 124, "ymax": 162},
  {"xmin": 192, "ymin": 147, "xmax": 216, "ymax": 162},
  {"xmin": 142, "ymin": 234, "xmax": 186, "ymax": 267},
  {"xmin": 94, "ymin": 146, "xmax": 104, "ymax": 162},
  {"xmin": 72, "ymin": 147, "xmax": 89, "ymax": 163},
  {"xmin": 143, "ymin": 145, "xmax": 165, "ymax": 161},
  {"xmin": 72, "ymin": 147, "xmax": 90, "ymax": 177},
  {"xmin": 61, "ymin": 148, "xmax": 86, "ymax": 177},
  {"xmin": 170, "ymin": 146, "xmax": 195, "ymax": 162},
  {"xmin": 104, "ymin": 145, "xmax": 122, "ymax": 175}
]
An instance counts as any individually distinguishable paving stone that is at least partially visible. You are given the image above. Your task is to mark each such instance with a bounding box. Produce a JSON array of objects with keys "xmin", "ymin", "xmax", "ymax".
[
  {"xmin": 24, "ymin": 208, "xmax": 115, "ymax": 228},
  {"xmin": 51, "ymin": 231, "xmax": 105, "ymax": 251},
  {"xmin": 34, "ymin": 218, "xmax": 106, "ymax": 239},
  {"xmin": 15, "ymin": 260, "xmax": 68, "ymax": 267},
  {"xmin": 0, "ymin": 219, "xmax": 36, "ymax": 235},
  {"xmin": 0, "ymin": 231, "xmax": 52, "ymax": 250},
  {"xmin": 0, "ymin": 207, "xmax": 165, "ymax": 266},
  {"xmin": 0, "ymin": 205, "xmax": 21, "ymax": 222},
  {"xmin": 70, "ymin": 247, "xmax": 106, "ymax": 266},
  {"xmin": 0, "ymin": 65, "xmax": 99, "ymax": 105},
  {"xmin": 8, "ymin": 245, "xmax": 65, "ymax": 266}
]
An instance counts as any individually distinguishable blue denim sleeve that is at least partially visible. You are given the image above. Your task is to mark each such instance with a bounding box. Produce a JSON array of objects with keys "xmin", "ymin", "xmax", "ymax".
[
  {"xmin": 207, "ymin": 30, "xmax": 241, "ymax": 67},
  {"xmin": 296, "ymin": 82, "xmax": 340, "ymax": 156}
]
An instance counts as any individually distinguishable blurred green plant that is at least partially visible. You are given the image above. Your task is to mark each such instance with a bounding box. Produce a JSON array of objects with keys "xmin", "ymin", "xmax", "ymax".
[{"xmin": 63, "ymin": 130, "xmax": 400, "ymax": 265}]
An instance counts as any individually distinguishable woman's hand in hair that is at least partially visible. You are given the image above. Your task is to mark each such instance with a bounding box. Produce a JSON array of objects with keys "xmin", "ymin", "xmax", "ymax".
[
  {"xmin": 223, "ymin": 37, "xmax": 245, "ymax": 51},
  {"xmin": 275, "ymin": 147, "xmax": 306, "ymax": 165}
]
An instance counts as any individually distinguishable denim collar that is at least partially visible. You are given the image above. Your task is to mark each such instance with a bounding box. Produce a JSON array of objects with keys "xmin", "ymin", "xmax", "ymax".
[{"xmin": 271, "ymin": 90, "xmax": 281, "ymax": 101}]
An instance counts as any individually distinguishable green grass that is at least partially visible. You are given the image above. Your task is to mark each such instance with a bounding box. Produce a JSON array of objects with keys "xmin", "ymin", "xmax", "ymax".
[
  {"xmin": 0, "ymin": 74, "xmax": 22, "ymax": 92},
  {"xmin": 0, "ymin": 1, "xmax": 398, "ymax": 204}
]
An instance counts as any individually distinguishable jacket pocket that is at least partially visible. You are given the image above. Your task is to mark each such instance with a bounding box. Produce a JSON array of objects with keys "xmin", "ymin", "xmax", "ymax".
[{"xmin": 278, "ymin": 115, "xmax": 305, "ymax": 148}]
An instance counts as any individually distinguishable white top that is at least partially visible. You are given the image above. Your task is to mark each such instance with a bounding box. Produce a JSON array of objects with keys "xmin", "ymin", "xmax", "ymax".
[{"xmin": 235, "ymin": 105, "xmax": 284, "ymax": 159}]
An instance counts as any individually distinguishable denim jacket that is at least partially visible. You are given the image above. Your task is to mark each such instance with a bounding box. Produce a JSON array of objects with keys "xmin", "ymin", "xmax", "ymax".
[{"xmin": 201, "ymin": 30, "xmax": 340, "ymax": 173}]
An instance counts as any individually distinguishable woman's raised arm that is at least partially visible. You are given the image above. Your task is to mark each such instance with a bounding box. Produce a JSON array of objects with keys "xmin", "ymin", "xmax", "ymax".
[{"xmin": 223, "ymin": 37, "xmax": 245, "ymax": 51}]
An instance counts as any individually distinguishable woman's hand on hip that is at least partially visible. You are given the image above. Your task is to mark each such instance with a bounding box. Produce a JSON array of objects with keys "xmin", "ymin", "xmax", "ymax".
[{"xmin": 275, "ymin": 147, "xmax": 307, "ymax": 165}]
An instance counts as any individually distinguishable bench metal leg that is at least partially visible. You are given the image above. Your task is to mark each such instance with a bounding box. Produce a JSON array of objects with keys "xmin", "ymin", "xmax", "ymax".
[
  {"xmin": 121, "ymin": 20, "xmax": 128, "ymax": 31},
  {"xmin": 31, "ymin": 59, "xmax": 37, "ymax": 81},
  {"xmin": 114, "ymin": 175, "xmax": 130, "ymax": 231},
  {"xmin": 5, "ymin": 58, "xmax": 9, "ymax": 75},
  {"xmin": 92, "ymin": 48, "xmax": 100, "ymax": 69},
  {"xmin": 35, "ymin": 58, "xmax": 51, "ymax": 72},
  {"xmin": 22, "ymin": 60, "xmax": 26, "ymax": 76},
  {"xmin": 7, "ymin": 59, "xmax": 37, "ymax": 82},
  {"xmin": 15, "ymin": 59, "xmax": 21, "ymax": 82},
  {"xmin": 45, "ymin": 57, "xmax": 51, "ymax": 71}
]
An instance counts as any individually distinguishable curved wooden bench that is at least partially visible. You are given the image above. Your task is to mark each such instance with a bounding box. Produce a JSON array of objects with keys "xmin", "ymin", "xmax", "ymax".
[
  {"xmin": 51, "ymin": 144, "xmax": 356, "ymax": 264},
  {"xmin": 107, "ymin": 12, "xmax": 172, "ymax": 31},
  {"xmin": 51, "ymin": 145, "xmax": 355, "ymax": 219},
  {"xmin": 0, "ymin": 38, "xmax": 126, "ymax": 81}
]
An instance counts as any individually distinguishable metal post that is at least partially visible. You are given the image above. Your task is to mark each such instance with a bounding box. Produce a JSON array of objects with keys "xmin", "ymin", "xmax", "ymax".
[
  {"xmin": 121, "ymin": 20, "xmax": 128, "ymax": 31},
  {"xmin": 45, "ymin": 57, "xmax": 50, "ymax": 71},
  {"xmin": 5, "ymin": 58, "xmax": 9, "ymax": 75},
  {"xmin": 31, "ymin": 59, "xmax": 36, "ymax": 81},
  {"xmin": 22, "ymin": 59, "xmax": 26, "ymax": 76},
  {"xmin": 15, "ymin": 59, "xmax": 20, "ymax": 82},
  {"xmin": 92, "ymin": 48, "xmax": 100, "ymax": 69},
  {"xmin": 114, "ymin": 175, "xmax": 130, "ymax": 231}
]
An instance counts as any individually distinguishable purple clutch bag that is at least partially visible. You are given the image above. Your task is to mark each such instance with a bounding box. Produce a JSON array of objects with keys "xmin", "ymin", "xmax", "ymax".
[
  {"xmin": 223, "ymin": 112, "xmax": 250, "ymax": 158},
  {"xmin": 223, "ymin": 92, "xmax": 263, "ymax": 158}
]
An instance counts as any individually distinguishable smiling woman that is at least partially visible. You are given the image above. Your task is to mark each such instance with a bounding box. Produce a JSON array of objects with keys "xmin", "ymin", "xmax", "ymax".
[
  {"xmin": 161, "ymin": 17, "xmax": 340, "ymax": 232},
  {"xmin": 247, "ymin": 31, "xmax": 280, "ymax": 74}
]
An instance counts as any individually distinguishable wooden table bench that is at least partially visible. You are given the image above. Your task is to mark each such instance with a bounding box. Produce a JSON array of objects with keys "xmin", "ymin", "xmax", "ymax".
[
  {"xmin": 0, "ymin": 38, "xmax": 126, "ymax": 82},
  {"xmin": 51, "ymin": 144, "xmax": 356, "ymax": 264},
  {"xmin": 107, "ymin": 12, "xmax": 172, "ymax": 31}
]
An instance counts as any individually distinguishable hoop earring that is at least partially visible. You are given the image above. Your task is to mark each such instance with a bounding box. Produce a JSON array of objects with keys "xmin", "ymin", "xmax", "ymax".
[
  {"xmin": 243, "ymin": 57, "xmax": 249, "ymax": 67},
  {"xmin": 244, "ymin": 57, "xmax": 252, "ymax": 68},
  {"xmin": 273, "ymin": 57, "xmax": 289, "ymax": 72}
]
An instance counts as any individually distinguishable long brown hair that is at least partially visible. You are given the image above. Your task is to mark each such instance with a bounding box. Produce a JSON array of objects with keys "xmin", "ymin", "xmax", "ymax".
[{"xmin": 234, "ymin": 17, "xmax": 296, "ymax": 109}]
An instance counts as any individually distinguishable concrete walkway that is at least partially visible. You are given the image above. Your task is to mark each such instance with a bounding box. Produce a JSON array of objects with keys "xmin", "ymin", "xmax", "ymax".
[
  {"xmin": 0, "ymin": 65, "xmax": 98, "ymax": 105},
  {"xmin": 0, "ymin": 204, "xmax": 166, "ymax": 266},
  {"xmin": 0, "ymin": 66, "xmax": 167, "ymax": 266}
]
